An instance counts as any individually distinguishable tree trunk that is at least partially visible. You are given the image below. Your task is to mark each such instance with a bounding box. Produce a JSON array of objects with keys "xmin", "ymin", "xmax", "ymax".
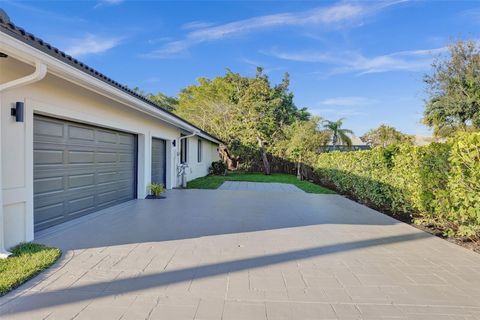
[
  {"xmin": 257, "ymin": 135, "xmax": 271, "ymax": 175},
  {"xmin": 297, "ymin": 161, "xmax": 302, "ymax": 180},
  {"xmin": 332, "ymin": 134, "xmax": 337, "ymax": 151},
  {"xmin": 219, "ymin": 145, "xmax": 238, "ymax": 170}
]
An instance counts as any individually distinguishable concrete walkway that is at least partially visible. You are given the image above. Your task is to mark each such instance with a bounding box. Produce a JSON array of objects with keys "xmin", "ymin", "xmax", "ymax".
[
  {"xmin": 1, "ymin": 189, "xmax": 480, "ymax": 319},
  {"xmin": 218, "ymin": 181, "xmax": 304, "ymax": 192}
]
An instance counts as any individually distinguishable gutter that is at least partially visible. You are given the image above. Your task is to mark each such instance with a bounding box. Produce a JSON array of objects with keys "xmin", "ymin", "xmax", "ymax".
[
  {"xmin": 0, "ymin": 60, "xmax": 47, "ymax": 258},
  {"xmin": 179, "ymin": 132, "xmax": 199, "ymax": 141},
  {"xmin": 0, "ymin": 61, "xmax": 47, "ymax": 92}
]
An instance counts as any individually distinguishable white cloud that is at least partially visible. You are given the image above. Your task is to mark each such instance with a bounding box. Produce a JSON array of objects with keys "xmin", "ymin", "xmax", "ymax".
[
  {"xmin": 144, "ymin": 1, "xmax": 405, "ymax": 58},
  {"xmin": 266, "ymin": 46, "xmax": 446, "ymax": 75},
  {"xmin": 144, "ymin": 40, "xmax": 189, "ymax": 59},
  {"xmin": 181, "ymin": 21, "xmax": 216, "ymax": 30},
  {"xmin": 65, "ymin": 34, "xmax": 122, "ymax": 57},
  {"xmin": 94, "ymin": 0, "xmax": 125, "ymax": 8},
  {"xmin": 320, "ymin": 96, "xmax": 376, "ymax": 106},
  {"xmin": 310, "ymin": 107, "xmax": 365, "ymax": 117}
]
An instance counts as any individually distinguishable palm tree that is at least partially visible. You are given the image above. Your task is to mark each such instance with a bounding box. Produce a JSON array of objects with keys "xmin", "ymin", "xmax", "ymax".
[{"xmin": 323, "ymin": 118, "xmax": 354, "ymax": 150}]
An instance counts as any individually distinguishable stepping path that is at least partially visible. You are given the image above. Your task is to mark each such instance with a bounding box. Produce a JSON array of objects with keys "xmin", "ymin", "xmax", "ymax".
[{"xmin": 218, "ymin": 181, "xmax": 304, "ymax": 192}]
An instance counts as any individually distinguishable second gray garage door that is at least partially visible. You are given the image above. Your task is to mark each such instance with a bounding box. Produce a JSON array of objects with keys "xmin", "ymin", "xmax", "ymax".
[
  {"xmin": 33, "ymin": 115, "xmax": 137, "ymax": 231},
  {"xmin": 151, "ymin": 138, "xmax": 166, "ymax": 186}
]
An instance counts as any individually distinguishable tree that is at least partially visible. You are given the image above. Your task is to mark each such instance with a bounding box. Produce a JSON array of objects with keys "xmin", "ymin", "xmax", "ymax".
[
  {"xmin": 175, "ymin": 68, "xmax": 309, "ymax": 174},
  {"xmin": 131, "ymin": 87, "xmax": 178, "ymax": 112},
  {"xmin": 361, "ymin": 124, "xmax": 413, "ymax": 147},
  {"xmin": 284, "ymin": 117, "xmax": 329, "ymax": 179},
  {"xmin": 322, "ymin": 118, "xmax": 354, "ymax": 150},
  {"xmin": 423, "ymin": 40, "xmax": 480, "ymax": 137},
  {"xmin": 147, "ymin": 92, "xmax": 178, "ymax": 112}
]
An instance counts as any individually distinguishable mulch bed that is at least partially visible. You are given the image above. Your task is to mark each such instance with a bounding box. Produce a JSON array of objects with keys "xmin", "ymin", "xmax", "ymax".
[{"xmin": 145, "ymin": 195, "xmax": 166, "ymax": 200}]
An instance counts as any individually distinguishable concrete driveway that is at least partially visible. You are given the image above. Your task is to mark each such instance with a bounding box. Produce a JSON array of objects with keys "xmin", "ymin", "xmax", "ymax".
[{"xmin": 1, "ymin": 187, "xmax": 480, "ymax": 320}]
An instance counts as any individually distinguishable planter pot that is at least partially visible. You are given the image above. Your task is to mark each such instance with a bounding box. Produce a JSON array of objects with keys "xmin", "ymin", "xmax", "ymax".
[{"xmin": 145, "ymin": 194, "xmax": 166, "ymax": 200}]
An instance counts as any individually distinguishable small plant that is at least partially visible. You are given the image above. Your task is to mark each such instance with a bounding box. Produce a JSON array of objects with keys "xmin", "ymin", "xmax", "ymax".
[
  {"xmin": 147, "ymin": 183, "xmax": 165, "ymax": 197},
  {"xmin": 210, "ymin": 160, "xmax": 227, "ymax": 175}
]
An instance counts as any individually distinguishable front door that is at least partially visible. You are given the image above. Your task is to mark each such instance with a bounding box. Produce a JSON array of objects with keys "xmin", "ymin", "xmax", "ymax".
[{"xmin": 151, "ymin": 138, "xmax": 167, "ymax": 186}]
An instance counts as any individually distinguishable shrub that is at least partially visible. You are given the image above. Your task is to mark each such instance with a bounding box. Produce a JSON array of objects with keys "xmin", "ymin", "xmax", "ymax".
[
  {"xmin": 314, "ymin": 132, "xmax": 480, "ymax": 239},
  {"xmin": 147, "ymin": 183, "xmax": 165, "ymax": 197},
  {"xmin": 210, "ymin": 160, "xmax": 227, "ymax": 175}
]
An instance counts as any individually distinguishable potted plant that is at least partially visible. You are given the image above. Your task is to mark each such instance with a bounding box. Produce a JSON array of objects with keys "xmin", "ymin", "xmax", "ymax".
[{"xmin": 146, "ymin": 183, "xmax": 165, "ymax": 199}]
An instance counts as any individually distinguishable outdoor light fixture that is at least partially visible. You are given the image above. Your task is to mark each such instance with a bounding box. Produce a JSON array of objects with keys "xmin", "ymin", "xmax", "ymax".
[
  {"xmin": 0, "ymin": 52, "xmax": 7, "ymax": 58},
  {"xmin": 11, "ymin": 102, "xmax": 24, "ymax": 122},
  {"xmin": 172, "ymin": 140, "xmax": 176, "ymax": 147}
]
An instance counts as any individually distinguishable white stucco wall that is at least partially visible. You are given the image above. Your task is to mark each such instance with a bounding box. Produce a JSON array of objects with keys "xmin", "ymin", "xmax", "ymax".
[
  {"xmin": 184, "ymin": 137, "xmax": 220, "ymax": 181},
  {"xmin": 0, "ymin": 57, "xmax": 220, "ymax": 249}
]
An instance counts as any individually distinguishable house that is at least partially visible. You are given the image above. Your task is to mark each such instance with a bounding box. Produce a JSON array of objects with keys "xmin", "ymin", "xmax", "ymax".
[
  {"xmin": 0, "ymin": 9, "xmax": 221, "ymax": 256},
  {"xmin": 321, "ymin": 134, "xmax": 370, "ymax": 152}
]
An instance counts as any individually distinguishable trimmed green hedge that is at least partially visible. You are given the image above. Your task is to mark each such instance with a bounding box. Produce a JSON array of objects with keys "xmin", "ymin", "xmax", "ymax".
[{"xmin": 315, "ymin": 132, "xmax": 480, "ymax": 238}]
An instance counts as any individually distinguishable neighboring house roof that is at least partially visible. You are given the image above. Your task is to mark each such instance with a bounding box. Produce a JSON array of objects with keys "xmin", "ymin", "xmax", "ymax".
[
  {"xmin": 0, "ymin": 9, "xmax": 223, "ymax": 144},
  {"xmin": 327, "ymin": 134, "xmax": 367, "ymax": 147},
  {"xmin": 413, "ymin": 135, "xmax": 443, "ymax": 146}
]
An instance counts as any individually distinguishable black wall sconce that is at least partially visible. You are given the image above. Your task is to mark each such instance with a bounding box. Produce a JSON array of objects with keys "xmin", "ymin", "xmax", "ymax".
[
  {"xmin": 11, "ymin": 102, "xmax": 24, "ymax": 123},
  {"xmin": 172, "ymin": 140, "xmax": 176, "ymax": 147}
]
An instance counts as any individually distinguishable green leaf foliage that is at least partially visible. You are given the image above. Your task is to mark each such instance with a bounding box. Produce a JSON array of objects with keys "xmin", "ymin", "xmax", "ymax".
[
  {"xmin": 423, "ymin": 40, "xmax": 480, "ymax": 137},
  {"xmin": 315, "ymin": 133, "xmax": 480, "ymax": 239}
]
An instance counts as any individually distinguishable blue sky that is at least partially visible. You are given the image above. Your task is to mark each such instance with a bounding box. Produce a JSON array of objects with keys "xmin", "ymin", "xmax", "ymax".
[{"xmin": 1, "ymin": 0, "xmax": 479, "ymax": 136}]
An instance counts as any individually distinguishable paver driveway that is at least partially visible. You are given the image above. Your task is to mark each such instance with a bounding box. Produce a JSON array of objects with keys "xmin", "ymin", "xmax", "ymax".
[{"xmin": 1, "ymin": 188, "xmax": 480, "ymax": 320}]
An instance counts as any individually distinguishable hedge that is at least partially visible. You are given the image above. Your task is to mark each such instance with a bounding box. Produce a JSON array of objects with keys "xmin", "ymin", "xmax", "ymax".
[{"xmin": 314, "ymin": 132, "xmax": 480, "ymax": 239}]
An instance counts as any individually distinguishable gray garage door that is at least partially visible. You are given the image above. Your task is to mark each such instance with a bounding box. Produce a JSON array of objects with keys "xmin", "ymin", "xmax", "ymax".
[
  {"xmin": 151, "ymin": 138, "xmax": 166, "ymax": 186},
  {"xmin": 33, "ymin": 115, "xmax": 137, "ymax": 231}
]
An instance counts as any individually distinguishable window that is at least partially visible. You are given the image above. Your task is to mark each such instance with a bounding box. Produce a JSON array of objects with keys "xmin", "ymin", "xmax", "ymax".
[
  {"xmin": 197, "ymin": 139, "xmax": 202, "ymax": 162},
  {"xmin": 180, "ymin": 136, "xmax": 187, "ymax": 164}
]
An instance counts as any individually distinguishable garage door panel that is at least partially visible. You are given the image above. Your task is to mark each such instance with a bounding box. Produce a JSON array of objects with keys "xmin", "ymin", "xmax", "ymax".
[
  {"xmin": 119, "ymin": 152, "xmax": 135, "ymax": 162},
  {"xmin": 69, "ymin": 150, "xmax": 95, "ymax": 164},
  {"xmin": 34, "ymin": 115, "xmax": 137, "ymax": 231},
  {"xmin": 34, "ymin": 118, "xmax": 65, "ymax": 139},
  {"xmin": 68, "ymin": 196, "xmax": 95, "ymax": 215},
  {"xmin": 35, "ymin": 201, "xmax": 64, "ymax": 224},
  {"xmin": 97, "ymin": 190, "xmax": 122, "ymax": 206},
  {"xmin": 34, "ymin": 176, "xmax": 64, "ymax": 194},
  {"xmin": 68, "ymin": 125, "xmax": 95, "ymax": 141},
  {"xmin": 96, "ymin": 152, "xmax": 117, "ymax": 163},
  {"xmin": 34, "ymin": 149, "xmax": 64, "ymax": 165},
  {"xmin": 119, "ymin": 134, "xmax": 135, "ymax": 145},
  {"xmin": 97, "ymin": 130, "xmax": 118, "ymax": 144},
  {"xmin": 35, "ymin": 186, "xmax": 95, "ymax": 208},
  {"xmin": 68, "ymin": 174, "xmax": 95, "ymax": 188}
]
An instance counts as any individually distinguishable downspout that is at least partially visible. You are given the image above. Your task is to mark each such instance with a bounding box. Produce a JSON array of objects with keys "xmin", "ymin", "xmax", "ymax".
[
  {"xmin": 0, "ymin": 61, "xmax": 47, "ymax": 91},
  {"xmin": 177, "ymin": 132, "xmax": 199, "ymax": 188},
  {"xmin": 0, "ymin": 60, "xmax": 47, "ymax": 258}
]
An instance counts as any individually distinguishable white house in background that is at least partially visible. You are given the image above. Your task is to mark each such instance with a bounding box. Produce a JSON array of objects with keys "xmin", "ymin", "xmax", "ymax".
[
  {"xmin": 322, "ymin": 134, "xmax": 370, "ymax": 152},
  {"xmin": 0, "ymin": 9, "xmax": 221, "ymax": 256}
]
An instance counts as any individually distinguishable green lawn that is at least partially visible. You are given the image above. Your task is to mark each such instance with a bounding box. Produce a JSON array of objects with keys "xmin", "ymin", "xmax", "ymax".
[
  {"xmin": 187, "ymin": 172, "xmax": 335, "ymax": 194},
  {"xmin": 0, "ymin": 243, "xmax": 61, "ymax": 296}
]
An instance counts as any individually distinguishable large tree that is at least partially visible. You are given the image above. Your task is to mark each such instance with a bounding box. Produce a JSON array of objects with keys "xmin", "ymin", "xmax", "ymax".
[
  {"xmin": 147, "ymin": 92, "xmax": 178, "ymax": 112},
  {"xmin": 423, "ymin": 40, "xmax": 480, "ymax": 137},
  {"xmin": 283, "ymin": 117, "xmax": 329, "ymax": 179},
  {"xmin": 175, "ymin": 68, "xmax": 309, "ymax": 174},
  {"xmin": 361, "ymin": 124, "xmax": 413, "ymax": 147},
  {"xmin": 322, "ymin": 118, "xmax": 354, "ymax": 150}
]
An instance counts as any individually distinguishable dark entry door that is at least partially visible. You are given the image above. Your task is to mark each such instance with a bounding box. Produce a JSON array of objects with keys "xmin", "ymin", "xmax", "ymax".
[{"xmin": 151, "ymin": 138, "xmax": 167, "ymax": 186}]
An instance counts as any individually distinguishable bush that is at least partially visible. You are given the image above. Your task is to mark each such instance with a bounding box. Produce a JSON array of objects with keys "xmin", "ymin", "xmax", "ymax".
[
  {"xmin": 314, "ymin": 132, "xmax": 480, "ymax": 239},
  {"xmin": 210, "ymin": 160, "xmax": 227, "ymax": 175},
  {"xmin": 147, "ymin": 183, "xmax": 165, "ymax": 197}
]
